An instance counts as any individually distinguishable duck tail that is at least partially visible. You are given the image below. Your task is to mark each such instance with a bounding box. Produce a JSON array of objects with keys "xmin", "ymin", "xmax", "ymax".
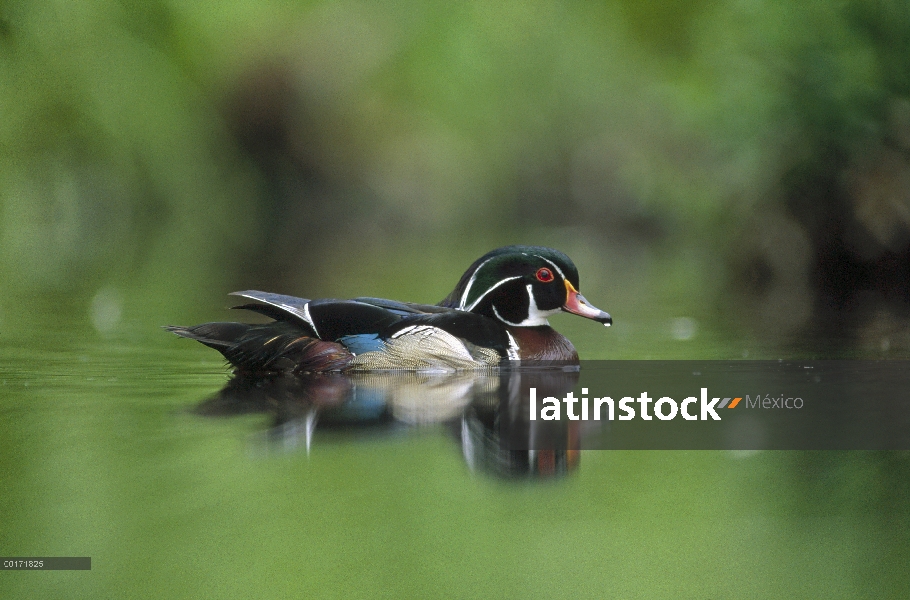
[
  {"xmin": 163, "ymin": 323, "xmax": 250, "ymax": 350},
  {"xmin": 164, "ymin": 322, "xmax": 354, "ymax": 374}
]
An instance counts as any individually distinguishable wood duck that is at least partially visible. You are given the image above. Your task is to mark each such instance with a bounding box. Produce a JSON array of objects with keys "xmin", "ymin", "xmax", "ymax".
[{"xmin": 167, "ymin": 245, "xmax": 611, "ymax": 373}]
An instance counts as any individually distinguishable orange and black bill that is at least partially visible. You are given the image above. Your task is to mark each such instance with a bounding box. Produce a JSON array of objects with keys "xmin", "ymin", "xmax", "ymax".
[{"xmin": 562, "ymin": 281, "xmax": 612, "ymax": 326}]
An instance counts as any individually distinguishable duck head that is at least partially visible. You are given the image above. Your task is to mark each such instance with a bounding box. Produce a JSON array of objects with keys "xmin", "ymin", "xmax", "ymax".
[{"xmin": 441, "ymin": 246, "xmax": 612, "ymax": 327}]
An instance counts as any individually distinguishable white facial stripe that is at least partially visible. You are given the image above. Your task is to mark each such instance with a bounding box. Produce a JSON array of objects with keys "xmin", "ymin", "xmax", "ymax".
[
  {"xmin": 522, "ymin": 284, "xmax": 559, "ymax": 326},
  {"xmin": 526, "ymin": 284, "xmax": 539, "ymax": 317},
  {"xmin": 302, "ymin": 303, "xmax": 319, "ymax": 338},
  {"xmin": 465, "ymin": 276, "xmax": 522, "ymax": 312},
  {"xmin": 491, "ymin": 284, "xmax": 558, "ymax": 327},
  {"xmin": 534, "ymin": 255, "xmax": 565, "ymax": 280},
  {"xmin": 459, "ymin": 256, "xmax": 496, "ymax": 309},
  {"xmin": 492, "ymin": 304, "xmax": 522, "ymax": 327}
]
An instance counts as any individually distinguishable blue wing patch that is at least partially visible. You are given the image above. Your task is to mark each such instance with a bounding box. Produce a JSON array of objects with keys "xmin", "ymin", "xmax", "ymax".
[{"xmin": 338, "ymin": 333, "xmax": 386, "ymax": 355}]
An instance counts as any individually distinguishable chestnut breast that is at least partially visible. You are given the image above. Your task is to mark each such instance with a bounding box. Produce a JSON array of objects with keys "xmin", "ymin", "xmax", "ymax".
[{"xmin": 506, "ymin": 326, "xmax": 579, "ymax": 362}]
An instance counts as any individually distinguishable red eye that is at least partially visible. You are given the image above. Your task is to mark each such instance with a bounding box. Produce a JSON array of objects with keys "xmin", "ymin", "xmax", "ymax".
[{"xmin": 536, "ymin": 268, "xmax": 554, "ymax": 282}]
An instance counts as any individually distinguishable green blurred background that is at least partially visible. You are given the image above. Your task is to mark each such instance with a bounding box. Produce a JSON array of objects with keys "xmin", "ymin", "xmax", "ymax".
[
  {"xmin": 3, "ymin": 0, "xmax": 910, "ymax": 355},
  {"xmin": 2, "ymin": 1, "xmax": 910, "ymax": 598}
]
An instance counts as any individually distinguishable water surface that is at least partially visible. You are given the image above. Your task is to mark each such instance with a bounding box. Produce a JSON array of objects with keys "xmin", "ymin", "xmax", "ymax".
[{"xmin": 1, "ymin": 323, "xmax": 907, "ymax": 598}]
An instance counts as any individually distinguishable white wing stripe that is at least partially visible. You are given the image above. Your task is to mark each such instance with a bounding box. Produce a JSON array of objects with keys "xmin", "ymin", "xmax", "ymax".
[
  {"xmin": 391, "ymin": 325, "xmax": 416, "ymax": 339},
  {"xmin": 302, "ymin": 303, "xmax": 319, "ymax": 338},
  {"xmin": 506, "ymin": 331, "xmax": 520, "ymax": 360}
]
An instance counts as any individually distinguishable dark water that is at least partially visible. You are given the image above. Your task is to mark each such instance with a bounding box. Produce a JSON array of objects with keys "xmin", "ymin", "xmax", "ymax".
[{"xmin": 2, "ymin": 323, "xmax": 908, "ymax": 598}]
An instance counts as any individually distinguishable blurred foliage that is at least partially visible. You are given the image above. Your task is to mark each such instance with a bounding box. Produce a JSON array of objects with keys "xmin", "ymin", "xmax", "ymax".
[{"xmin": 2, "ymin": 0, "xmax": 910, "ymax": 355}]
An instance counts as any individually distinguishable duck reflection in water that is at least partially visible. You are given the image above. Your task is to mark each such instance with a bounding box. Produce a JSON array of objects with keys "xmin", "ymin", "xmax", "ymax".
[{"xmin": 194, "ymin": 366, "xmax": 581, "ymax": 480}]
